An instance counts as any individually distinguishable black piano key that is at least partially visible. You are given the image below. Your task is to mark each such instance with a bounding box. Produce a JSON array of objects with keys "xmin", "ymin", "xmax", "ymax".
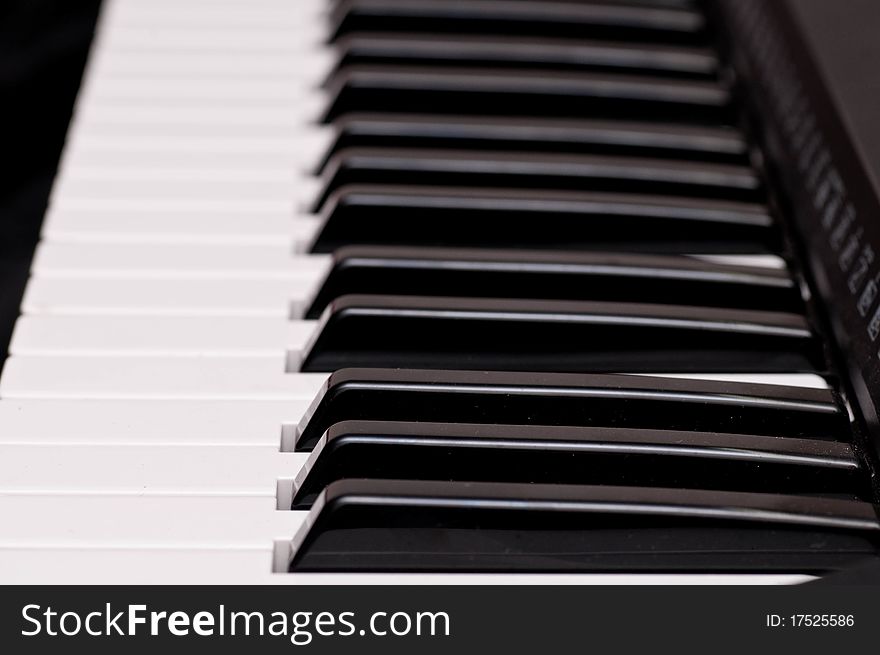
[
  {"xmin": 287, "ymin": 480, "xmax": 880, "ymax": 572},
  {"xmin": 290, "ymin": 421, "xmax": 868, "ymax": 509},
  {"xmin": 329, "ymin": 1, "xmax": 709, "ymax": 45},
  {"xmin": 308, "ymin": 186, "xmax": 777, "ymax": 254},
  {"xmin": 321, "ymin": 67, "xmax": 733, "ymax": 124},
  {"xmin": 332, "ymin": 34, "xmax": 719, "ymax": 79},
  {"xmin": 294, "ymin": 369, "xmax": 846, "ymax": 451},
  {"xmin": 303, "ymin": 247, "xmax": 801, "ymax": 319},
  {"xmin": 312, "ymin": 149, "xmax": 762, "ymax": 210},
  {"xmin": 323, "ymin": 114, "xmax": 750, "ymax": 165},
  {"xmin": 298, "ymin": 295, "xmax": 821, "ymax": 374}
]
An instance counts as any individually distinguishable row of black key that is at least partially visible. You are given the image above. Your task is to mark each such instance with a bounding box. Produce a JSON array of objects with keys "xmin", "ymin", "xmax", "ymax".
[{"xmin": 283, "ymin": 0, "xmax": 879, "ymax": 574}]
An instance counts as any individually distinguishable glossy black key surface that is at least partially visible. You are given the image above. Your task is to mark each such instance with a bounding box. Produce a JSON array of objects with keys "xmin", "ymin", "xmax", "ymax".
[
  {"xmin": 290, "ymin": 421, "xmax": 867, "ymax": 509},
  {"xmin": 321, "ymin": 67, "xmax": 732, "ymax": 124},
  {"xmin": 303, "ymin": 247, "xmax": 800, "ymax": 319},
  {"xmin": 333, "ymin": 34, "xmax": 718, "ymax": 79},
  {"xmin": 323, "ymin": 114, "xmax": 750, "ymax": 164},
  {"xmin": 293, "ymin": 369, "xmax": 845, "ymax": 451},
  {"xmin": 312, "ymin": 149, "xmax": 761, "ymax": 210},
  {"xmin": 330, "ymin": 1, "xmax": 708, "ymax": 44},
  {"xmin": 298, "ymin": 295, "xmax": 820, "ymax": 374},
  {"xmin": 287, "ymin": 480, "xmax": 880, "ymax": 572},
  {"xmin": 308, "ymin": 186, "xmax": 777, "ymax": 254}
]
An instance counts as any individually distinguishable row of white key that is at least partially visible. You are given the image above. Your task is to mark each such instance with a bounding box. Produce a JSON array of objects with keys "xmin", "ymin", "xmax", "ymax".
[{"xmin": 0, "ymin": 0, "xmax": 340, "ymax": 583}]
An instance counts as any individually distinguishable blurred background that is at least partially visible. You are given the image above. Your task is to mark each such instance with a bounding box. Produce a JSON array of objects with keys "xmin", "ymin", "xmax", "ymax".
[{"xmin": 0, "ymin": 0, "xmax": 100, "ymax": 367}]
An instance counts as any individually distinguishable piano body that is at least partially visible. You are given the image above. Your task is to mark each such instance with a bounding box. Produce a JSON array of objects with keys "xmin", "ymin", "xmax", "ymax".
[{"xmin": 1, "ymin": 0, "xmax": 880, "ymax": 584}]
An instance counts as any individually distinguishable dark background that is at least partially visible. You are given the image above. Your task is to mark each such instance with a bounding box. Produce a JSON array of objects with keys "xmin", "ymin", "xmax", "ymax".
[{"xmin": 0, "ymin": 0, "xmax": 100, "ymax": 372}]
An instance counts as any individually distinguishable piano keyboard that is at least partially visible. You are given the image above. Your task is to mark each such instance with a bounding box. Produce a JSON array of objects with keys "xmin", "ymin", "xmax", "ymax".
[{"xmin": 0, "ymin": 0, "xmax": 876, "ymax": 584}]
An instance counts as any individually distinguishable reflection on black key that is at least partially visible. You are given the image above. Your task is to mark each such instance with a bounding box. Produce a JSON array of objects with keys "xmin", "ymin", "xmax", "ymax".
[
  {"xmin": 322, "ymin": 67, "xmax": 732, "ymax": 124},
  {"xmin": 287, "ymin": 480, "xmax": 880, "ymax": 572},
  {"xmin": 313, "ymin": 149, "xmax": 761, "ymax": 210},
  {"xmin": 333, "ymin": 35, "xmax": 719, "ymax": 79},
  {"xmin": 291, "ymin": 421, "xmax": 867, "ymax": 509},
  {"xmin": 303, "ymin": 247, "xmax": 800, "ymax": 319},
  {"xmin": 298, "ymin": 295, "xmax": 820, "ymax": 374},
  {"xmin": 308, "ymin": 186, "xmax": 776, "ymax": 254},
  {"xmin": 293, "ymin": 369, "xmax": 845, "ymax": 451},
  {"xmin": 324, "ymin": 114, "xmax": 750, "ymax": 164},
  {"xmin": 330, "ymin": 0, "xmax": 708, "ymax": 44}
]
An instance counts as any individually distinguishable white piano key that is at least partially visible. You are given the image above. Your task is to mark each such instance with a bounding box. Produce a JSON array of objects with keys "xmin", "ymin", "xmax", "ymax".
[
  {"xmin": 69, "ymin": 118, "xmax": 335, "ymax": 146},
  {"xmin": 103, "ymin": 5, "xmax": 329, "ymax": 26},
  {"xmin": 72, "ymin": 103, "xmax": 324, "ymax": 126},
  {"xmin": 0, "ymin": 548, "xmax": 279, "ymax": 584},
  {"xmin": 51, "ymin": 169, "xmax": 320, "ymax": 205},
  {"xmin": 109, "ymin": 0, "xmax": 327, "ymax": 8},
  {"xmin": 22, "ymin": 277, "xmax": 308, "ymax": 317},
  {"xmin": 57, "ymin": 140, "xmax": 328, "ymax": 172},
  {"xmin": 103, "ymin": 1, "xmax": 329, "ymax": 24},
  {"xmin": 48, "ymin": 196, "xmax": 304, "ymax": 213},
  {"xmin": 32, "ymin": 243, "xmax": 329, "ymax": 279},
  {"xmin": 0, "ymin": 495, "xmax": 303, "ymax": 548},
  {"xmin": 95, "ymin": 21, "xmax": 328, "ymax": 36},
  {"xmin": 88, "ymin": 41, "xmax": 333, "ymax": 68},
  {"xmin": 63, "ymin": 131, "xmax": 329, "ymax": 157},
  {"xmin": 92, "ymin": 30, "xmax": 327, "ymax": 54},
  {"xmin": 0, "ymin": 547, "xmax": 811, "ymax": 585},
  {"xmin": 58, "ymin": 150, "xmax": 316, "ymax": 174},
  {"xmin": 80, "ymin": 79, "xmax": 324, "ymax": 105},
  {"xmin": 0, "ymin": 548, "xmax": 281, "ymax": 584},
  {"xmin": 0, "ymin": 445, "xmax": 304, "ymax": 495},
  {"xmin": 82, "ymin": 15, "xmax": 328, "ymax": 52},
  {"xmin": 0, "ymin": 399, "xmax": 308, "ymax": 446},
  {"xmin": 9, "ymin": 316, "xmax": 317, "ymax": 358},
  {"xmin": 74, "ymin": 99, "xmax": 327, "ymax": 127},
  {"xmin": 81, "ymin": 72, "xmax": 321, "ymax": 91},
  {"xmin": 95, "ymin": 27, "xmax": 329, "ymax": 44},
  {"xmin": 87, "ymin": 51, "xmax": 335, "ymax": 81},
  {"xmin": 42, "ymin": 211, "xmax": 322, "ymax": 246},
  {"xmin": 0, "ymin": 357, "xmax": 328, "ymax": 400}
]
